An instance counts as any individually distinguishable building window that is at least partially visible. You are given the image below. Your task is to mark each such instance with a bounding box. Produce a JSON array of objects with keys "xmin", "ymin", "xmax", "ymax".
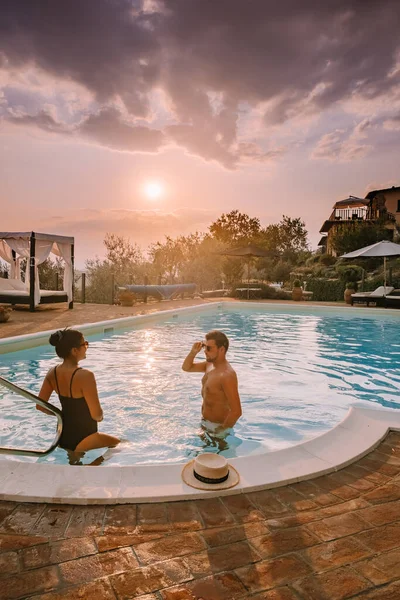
[{"xmin": 397, "ymin": 199, "xmax": 400, "ymax": 212}]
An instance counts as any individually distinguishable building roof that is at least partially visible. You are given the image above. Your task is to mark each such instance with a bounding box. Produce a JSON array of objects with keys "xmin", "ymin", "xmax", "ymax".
[
  {"xmin": 365, "ymin": 186, "xmax": 400, "ymax": 200},
  {"xmin": 334, "ymin": 196, "xmax": 369, "ymax": 208},
  {"xmin": 317, "ymin": 236, "xmax": 327, "ymax": 246}
]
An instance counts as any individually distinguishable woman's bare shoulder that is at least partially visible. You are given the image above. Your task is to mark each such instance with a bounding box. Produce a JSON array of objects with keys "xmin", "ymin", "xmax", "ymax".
[
  {"xmin": 77, "ymin": 368, "xmax": 96, "ymax": 381},
  {"xmin": 45, "ymin": 366, "xmax": 56, "ymax": 380}
]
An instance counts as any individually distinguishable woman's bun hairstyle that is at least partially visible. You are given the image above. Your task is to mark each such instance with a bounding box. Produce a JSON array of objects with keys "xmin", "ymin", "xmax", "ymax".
[
  {"xmin": 49, "ymin": 329, "xmax": 65, "ymax": 346},
  {"xmin": 49, "ymin": 328, "xmax": 84, "ymax": 359}
]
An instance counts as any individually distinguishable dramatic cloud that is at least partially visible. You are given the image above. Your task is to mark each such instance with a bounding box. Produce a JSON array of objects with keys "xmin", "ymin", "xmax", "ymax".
[
  {"xmin": 1, "ymin": 0, "xmax": 400, "ymax": 165},
  {"xmin": 383, "ymin": 113, "xmax": 400, "ymax": 131},
  {"xmin": 311, "ymin": 119, "xmax": 373, "ymax": 161}
]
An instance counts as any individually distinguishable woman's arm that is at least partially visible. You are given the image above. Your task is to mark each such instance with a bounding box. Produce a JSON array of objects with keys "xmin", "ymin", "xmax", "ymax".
[
  {"xmin": 81, "ymin": 371, "xmax": 104, "ymax": 422},
  {"xmin": 37, "ymin": 372, "xmax": 57, "ymax": 416}
]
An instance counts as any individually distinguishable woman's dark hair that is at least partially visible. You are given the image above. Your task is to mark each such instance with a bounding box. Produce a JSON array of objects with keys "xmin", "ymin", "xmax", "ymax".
[
  {"xmin": 49, "ymin": 328, "xmax": 84, "ymax": 359},
  {"xmin": 205, "ymin": 330, "xmax": 229, "ymax": 352}
]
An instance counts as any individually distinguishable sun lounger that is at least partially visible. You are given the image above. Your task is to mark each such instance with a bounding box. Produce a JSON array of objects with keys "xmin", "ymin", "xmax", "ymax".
[
  {"xmin": 351, "ymin": 286, "xmax": 394, "ymax": 307},
  {"xmin": 384, "ymin": 289, "xmax": 400, "ymax": 309}
]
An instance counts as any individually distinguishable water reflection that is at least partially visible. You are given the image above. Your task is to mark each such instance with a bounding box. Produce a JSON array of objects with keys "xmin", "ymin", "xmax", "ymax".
[{"xmin": 1, "ymin": 308, "xmax": 399, "ymax": 465}]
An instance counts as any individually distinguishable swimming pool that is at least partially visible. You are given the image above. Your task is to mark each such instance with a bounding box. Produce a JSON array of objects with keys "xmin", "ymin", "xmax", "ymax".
[{"xmin": 1, "ymin": 303, "xmax": 399, "ymax": 467}]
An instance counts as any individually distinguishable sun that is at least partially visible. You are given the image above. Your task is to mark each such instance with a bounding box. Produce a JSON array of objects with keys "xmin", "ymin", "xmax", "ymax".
[{"xmin": 144, "ymin": 181, "xmax": 164, "ymax": 200}]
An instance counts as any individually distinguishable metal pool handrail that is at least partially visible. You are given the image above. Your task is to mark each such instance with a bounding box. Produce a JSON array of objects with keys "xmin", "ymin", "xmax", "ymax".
[{"xmin": 0, "ymin": 375, "xmax": 63, "ymax": 457}]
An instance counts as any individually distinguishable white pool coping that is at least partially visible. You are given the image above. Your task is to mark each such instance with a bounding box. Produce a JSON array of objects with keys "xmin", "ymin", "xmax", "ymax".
[
  {"xmin": 0, "ymin": 405, "xmax": 399, "ymax": 504},
  {"xmin": 1, "ymin": 301, "xmax": 400, "ymax": 504}
]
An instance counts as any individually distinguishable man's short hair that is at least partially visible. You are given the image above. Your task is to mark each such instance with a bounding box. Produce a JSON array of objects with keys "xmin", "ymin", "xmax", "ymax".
[{"xmin": 206, "ymin": 330, "xmax": 229, "ymax": 353}]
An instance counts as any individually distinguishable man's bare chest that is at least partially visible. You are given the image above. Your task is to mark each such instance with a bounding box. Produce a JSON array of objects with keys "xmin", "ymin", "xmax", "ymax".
[{"xmin": 202, "ymin": 369, "xmax": 223, "ymax": 392}]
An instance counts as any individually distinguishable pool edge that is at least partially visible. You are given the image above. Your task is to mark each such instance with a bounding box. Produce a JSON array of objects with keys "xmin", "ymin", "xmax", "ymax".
[{"xmin": 1, "ymin": 405, "xmax": 399, "ymax": 504}]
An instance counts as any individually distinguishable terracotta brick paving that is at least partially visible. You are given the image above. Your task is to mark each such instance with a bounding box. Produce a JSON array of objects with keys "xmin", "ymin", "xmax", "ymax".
[{"xmin": 2, "ymin": 433, "xmax": 400, "ymax": 599}]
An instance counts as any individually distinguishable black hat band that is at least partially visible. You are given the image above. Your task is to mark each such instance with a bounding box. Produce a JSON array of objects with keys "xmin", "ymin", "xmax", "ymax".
[{"xmin": 193, "ymin": 469, "xmax": 229, "ymax": 485}]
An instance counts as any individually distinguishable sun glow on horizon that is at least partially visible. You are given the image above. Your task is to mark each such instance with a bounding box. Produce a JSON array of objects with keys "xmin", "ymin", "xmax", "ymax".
[{"xmin": 144, "ymin": 181, "xmax": 164, "ymax": 200}]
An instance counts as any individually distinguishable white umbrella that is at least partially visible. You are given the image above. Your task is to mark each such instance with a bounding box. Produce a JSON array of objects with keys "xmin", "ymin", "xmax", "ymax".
[{"xmin": 341, "ymin": 240, "xmax": 400, "ymax": 293}]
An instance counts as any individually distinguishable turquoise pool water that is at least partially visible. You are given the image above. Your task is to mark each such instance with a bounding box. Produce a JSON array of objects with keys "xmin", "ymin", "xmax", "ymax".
[{"xmin": 1, "ymin": 305, "xmax": 399, "ymax": 465}]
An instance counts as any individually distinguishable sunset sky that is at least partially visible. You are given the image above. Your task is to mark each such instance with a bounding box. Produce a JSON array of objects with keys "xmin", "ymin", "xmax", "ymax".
[{"xmin": 1, "ymin": 0, "xmax": 399, "ymax": 267}]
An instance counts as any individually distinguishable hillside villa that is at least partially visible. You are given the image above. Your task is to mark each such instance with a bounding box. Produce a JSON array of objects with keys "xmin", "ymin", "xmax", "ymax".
[{"xmin": 318, "ymin": 185, "xmax": 400, "ymax": 255}]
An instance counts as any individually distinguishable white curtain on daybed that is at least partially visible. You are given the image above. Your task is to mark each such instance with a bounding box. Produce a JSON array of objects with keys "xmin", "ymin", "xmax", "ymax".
[
  {"xmin": 52, "ymin": 242, "xmax": 73, "ymax": 303},
  {"xmin": 0, "ymin": 240, "xmax": 20, "ymax": 279},
  {"xmin": 0, "ymin": 238, "xmax": 54, "ymax": 306}
]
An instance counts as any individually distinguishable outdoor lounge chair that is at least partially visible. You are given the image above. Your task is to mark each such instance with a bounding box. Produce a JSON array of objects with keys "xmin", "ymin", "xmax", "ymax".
[
  {"xmin": 384, "ymin": 289, "xmax": 400, "ymax": 309},
  {"xmin": 351, "ymin": 286, "xmax": 394, "ymax": 307},
  {"xmin": 0, "ymin": 277, "xmax": 68, "ymax": 307}
]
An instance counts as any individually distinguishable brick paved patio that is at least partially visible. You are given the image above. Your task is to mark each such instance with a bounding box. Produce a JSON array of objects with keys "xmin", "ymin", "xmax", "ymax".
[{"xmin": 2, "ymin": 432, "xmax": 400, "ymax": 599}]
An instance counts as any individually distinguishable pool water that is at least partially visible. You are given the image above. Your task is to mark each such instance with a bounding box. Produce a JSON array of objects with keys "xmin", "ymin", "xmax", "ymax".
[{"xmin": 1, "ymin": 305, "xmax": 399, "ymax": 465}]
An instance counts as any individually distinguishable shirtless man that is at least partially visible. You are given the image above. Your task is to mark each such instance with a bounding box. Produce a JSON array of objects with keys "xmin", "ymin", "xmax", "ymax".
[{"xmin": 182, "ymin": 330, "xmax": 242, "ymax": 432}]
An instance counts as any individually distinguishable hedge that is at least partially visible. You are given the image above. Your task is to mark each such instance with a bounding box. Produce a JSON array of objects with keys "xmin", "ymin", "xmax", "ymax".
[
  {"xmin": 306, "ymin": 278, "xmax": 346, "ymax": 301},
  {"xmin": 230, "ymin": 283, "xmax": 290, "ymax": 300}
]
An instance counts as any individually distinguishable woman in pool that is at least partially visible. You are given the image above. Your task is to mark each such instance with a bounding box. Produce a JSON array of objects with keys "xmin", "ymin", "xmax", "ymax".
[{"xmin": 37, "ymin": 328, "xmax": 120, "ymax": 457}]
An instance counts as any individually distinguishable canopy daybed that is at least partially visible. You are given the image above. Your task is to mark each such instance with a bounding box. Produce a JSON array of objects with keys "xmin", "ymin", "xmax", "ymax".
[{"xmin": 0, "ymin": 232, "xmax": 74, "ymax": 311}]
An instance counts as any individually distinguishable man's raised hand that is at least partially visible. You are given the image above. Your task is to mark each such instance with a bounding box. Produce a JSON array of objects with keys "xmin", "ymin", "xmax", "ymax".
[{"xmin": 190, "ymin": 341, "xmax": 203, "ymax": 355}]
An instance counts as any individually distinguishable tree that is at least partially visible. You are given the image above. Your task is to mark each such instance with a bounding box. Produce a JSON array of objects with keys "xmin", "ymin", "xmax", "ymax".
[
  {"xmin": 329, "ymin": 222, "xmax": 393, "ymax": 256},
  {"xmin": 209, "ymin": 210, "xmax": 261, "ymax": 245},
  {"xmin": 261, "ymin": 216, "xmax": 309, "ymax": 258},
  {"xmin": 273, "ymin": 260, "xmax": 292, "ymax": 284},
  {"xmin": 38, "ymin": 257, "xmax": 64, "ymax": 290},
  {"xmin": 179, "ymin": 233, "xmax": 225, "ymax": 290},
  {"xmin": 103, "ymin": 233, "xmax": 145, "ymax": 283},
  {"xmin": 148, "ymin": 236, "xmax": 185, "ymax": 284}
]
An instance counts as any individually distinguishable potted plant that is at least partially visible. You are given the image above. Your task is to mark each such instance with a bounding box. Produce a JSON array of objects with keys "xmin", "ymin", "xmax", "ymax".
[
  {"xmin": 292, "ymin": 279, "xmax": 303, "ymax": 301},
  {"xmin": 344, "ymin": 282, "xmax": 356, "ymax": 304},
  {"xmin": 118, "ymin": 289, "xmax": 136, "ymax": 307},
  {"xmin": 0, "ymin": 305, "xmax": 12, "ymax": 322}
]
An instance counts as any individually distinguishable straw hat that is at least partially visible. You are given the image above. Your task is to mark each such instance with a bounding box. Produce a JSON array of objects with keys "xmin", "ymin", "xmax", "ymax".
[{"xmin": 181, "ymin": 453, "xmax": 240, "ymax": 490}]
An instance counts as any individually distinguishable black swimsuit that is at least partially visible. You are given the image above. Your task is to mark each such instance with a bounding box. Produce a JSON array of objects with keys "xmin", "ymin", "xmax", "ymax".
[{"xmin": 54, "ymin": 366, "xmax": 98, "ymax": 451}]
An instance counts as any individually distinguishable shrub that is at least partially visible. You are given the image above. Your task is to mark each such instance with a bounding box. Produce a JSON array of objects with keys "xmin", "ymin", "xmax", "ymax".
[
  {"xmin": 335, "ymin": 264, "xmax": 363, "ymax": 283},
  {"xmin": 85, "ymin": 259, "xmax": 115, "ymax": 304},
  {"xmin": 292, "ymin": 266, "xmax": 314, "ymax": 276},
  {"xmin": 293, "ymin": 279, "xmax": 301, "ymax": 288},
  {"xmin": 319, "ymin": 254, "xmax": 337, "ymax": 266},
  {"xmin": 313, "ymin": 265, "xmax": 337, "ymax": 278},
  {"xmin": 229, "ymin": 283, "xmax": 292, "ymax": 300},
  {"xmin": 275, "ymin": 289, "xmax": 291, "ymax": 300},
  {"xmin": 362, "ymin": 274, "xmax": 400, "ymax": 291},
  {"xmin": 346, "ymin": 281, "xmax": 358, "ymax": 291},
  {"xmin": 272, "ymin": 261, "xmax": 292, "ymax": 284},
  {"xmin": 305, "ymin": 255, "xmax": 321, "ymax": 266},
  {"xmin": 306, "ymin": 278, "xmax": 346, "ymax": 301}
]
